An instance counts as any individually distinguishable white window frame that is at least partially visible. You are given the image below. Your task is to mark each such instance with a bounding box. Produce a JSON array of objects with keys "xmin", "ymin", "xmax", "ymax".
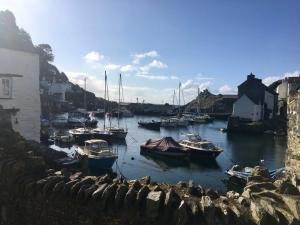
[{"xmin": 0, "ymin": 77, "xmax": 12, "ymax": 99}]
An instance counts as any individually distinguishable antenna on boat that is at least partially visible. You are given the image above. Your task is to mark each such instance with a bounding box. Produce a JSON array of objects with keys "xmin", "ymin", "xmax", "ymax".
[
  {"xmin": 118, "ymin": 73, "xmax": 121, "ymax": 128},
  {"xmin": 178, "ymin": 82, "xmax": 181, "ymax": 116}
]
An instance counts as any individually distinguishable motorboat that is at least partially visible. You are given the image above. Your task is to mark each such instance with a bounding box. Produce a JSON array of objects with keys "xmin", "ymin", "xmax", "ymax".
[
  {"xmin": 138, "ymin": 120, "xmax": 161, "ymax": 130},
  {"xmin": 75, "ymin": 139, "xmax": 118, "ymax": 170},
  {"xmin": 179, "ymin": 133, "xmax": 223, "ymax": 159},
  {"xmin": 160, "ymin": 118, "xmax": 178, "ymax": 128},
  {"xmin": 68, "ymin": 111, "xmax": 88, "ymax": 127},
  {"xmin": 69, "ymin": 128, "xmax": 93, "ymax": 143},
  {"xmin": 107, "ymin": 127, "xmax": 127, "ymax": 140},
  {"xmin": 225, "ymin": 165, "xmax": 285, "ymax": 185},
  {"xmin": 140, "ymin": 137, "xmax": 190, "ymax": 158},
  {"xmin": 52, "ymin": 130, "xmax": 74, "ymax": 144}
]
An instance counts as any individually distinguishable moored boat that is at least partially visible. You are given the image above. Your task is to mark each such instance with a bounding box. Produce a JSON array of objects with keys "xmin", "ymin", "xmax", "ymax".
[
  {"xmin": 75, "ymin": 139, "xmax": 118, "ymax": 170},
  {"xmin": 140, "ymin": 137, "xmax": 190, "ymax": 158},
  {"xmin": 179, "ymin": 133, "xmax": 223, "ymax": 159},
  {"xmin": 138, "ymin": 120, "xmax": 161, "ymax": 130},
  {"xmin": 225, "ymin": 165, "xmax": 285, "ymax": 185},
  {"xmin": 53, "ymin": 130, "xmax": 74, "ymax": 144},
  {"xmin": 69, "ymin": 128, "xmax": 93, "ymax": 143}
]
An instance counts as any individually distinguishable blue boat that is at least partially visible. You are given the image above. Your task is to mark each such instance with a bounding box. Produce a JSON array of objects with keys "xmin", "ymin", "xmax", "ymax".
[{"xmin": 75, "ymin": 139, "xmax": 118, "ymax": 170}]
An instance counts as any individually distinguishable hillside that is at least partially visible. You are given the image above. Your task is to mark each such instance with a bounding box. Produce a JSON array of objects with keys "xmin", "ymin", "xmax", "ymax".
[
  {"xmin": 0, "ymin": 10, "xmax": 113, "ymax": 116},
  {"xmin": 185, "ymin": 89, "xmax": 237, "ymax": 114}
]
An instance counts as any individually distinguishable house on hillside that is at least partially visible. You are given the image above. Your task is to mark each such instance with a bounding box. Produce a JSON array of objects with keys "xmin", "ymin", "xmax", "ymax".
[
  {"xmin": 232, "ymin": 73, "xmax": 278, "ymax": 121},
  {"xmin": 0, "ymin": 47, "xmax": 41, "ymax": 142}
]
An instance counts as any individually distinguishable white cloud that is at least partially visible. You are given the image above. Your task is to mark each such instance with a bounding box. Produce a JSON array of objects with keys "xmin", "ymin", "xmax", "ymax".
[
  {"xmin": 104, "ymin": 64, "xmax": 121, "ymax": 71},
  {"xmin": 136, "ymin": 74, "xmax": 169, "ymax": 80},
  {"xmin": 148, "ymin": 60, "xmax": 168, "ymax": 69},
  {"xmin": 139, "ymin": 60, "xmax": 168, "ymax": 73},
  {"xmin": 120, "ymin": 64, "xmax": 136, "ymax": 73},
  {"xmin": 262, "ymin": 70, "xmax": 300, "ymax": 86},
  {"xmin": 132, "ymin": 50, "xmax": 159, "ymax": 64},
  {"xmin": 170, "ymin": 76, "xmax": 179, "ymax": 80},
  {"xmin": 218, "ymin": 84, "xmax": 237, "ymax": 94},
  {"xmin": 84, "ymin": 51, "xmax": 104, "ymax": 63}
]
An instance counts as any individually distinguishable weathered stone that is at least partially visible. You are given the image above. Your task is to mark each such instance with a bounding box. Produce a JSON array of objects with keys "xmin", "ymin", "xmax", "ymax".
[
  {"xmin": 244, "ymin": 181, "xmax": 277, "ymax": 193},
  {"xmin": 115, "ymin": 184, "xmax": 129, "ymax": 208},
  {"xmin": 250, "ymin": 166, "xmax": 271, "ymax": 178},
  {"xmin": 52, "ymin": 181, "xmax": 65, "ymax": 193},
  {"xmin": 97, "ymin": 174, "xmax": 112, "ymax": 184},
  {"xmin": 205, "ymin": 188, "xmax": 219, "ymax": 200},
  {"xmin": 92, "ymin": 183, "xmax": 108, "ymax": 201},
  {"xmin": 139, "ymin": 176, "xmax": 151, "ymax": 185},
  {"xmin": 281, "ymin": 195, "xmax": 300, "ymax": 221},
  {"xmin": 43, "ymin": 176, "xmax": 64, "ymax": 196},
  {"xmin": 101, "ymin": 183, "xmax": 118, "ymax": 209},
  {"xmin": 278, "ymin": 180, "xmax": 300, "ymax": 195},
  {"xmin": 84, "ymin": 184, "xmax": 98, "ymax": 200},
  {"xmin": 164, "ymin": 189, "xmax": 181, "ymax": 214},
  {"xmin": 124, "ymin": 187, "xmax": 137, "ymax": 208},
  {"xmin": 176, "ymin": 181, "xmax": 187, "ymax": 188},
  {"xmin": 200, "ymin": 196, "xmax": 215, "ymax": 225},
  {"xmin": 76, "ymin": 184, "xmax": 92, "ymax": 201},
  {"xmin": 136, "ymin": 186, "xmax": 150, "ymax": 209},
  {"xmin": 175, "ymin": 200, "xmax": 190, "ymax": 225},
  {"xmin": 250, "ymin": 201, "xmax": 278, "ymax": 225},
  {"xmin": 131, "ymin": 180, "xmax": 142, "ymax": 191},
  {"xmin": 63, "ymin": 180, "xmax": 78, "ymax": 195},
  {"xmin": 226, "ymin": 190, "xmax": 240, "ymax": 199},
  {"xmin": 153, "ymin": 185, "xmax": 162, "ymax": 192},
  {"xmin": 146, "ymin": 191, "xmax": 165, "ymax": 218}
]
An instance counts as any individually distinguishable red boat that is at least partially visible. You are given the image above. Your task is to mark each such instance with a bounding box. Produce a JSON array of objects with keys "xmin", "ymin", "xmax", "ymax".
[{"xmin": 140, "ymin": 137, "xmax": 190, "ymax": 158}]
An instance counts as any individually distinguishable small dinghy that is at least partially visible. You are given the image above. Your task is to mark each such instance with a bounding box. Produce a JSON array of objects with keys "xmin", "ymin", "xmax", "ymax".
[{"xmin": 225, "ymin": 164, "xmax": 285, "ymax": 184}]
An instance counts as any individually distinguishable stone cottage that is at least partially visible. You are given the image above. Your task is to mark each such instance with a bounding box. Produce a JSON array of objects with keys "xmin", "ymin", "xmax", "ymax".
[
  {"xmin": 0, "ymin": 47, "xmax": 41, "ymax": 142},
  {"xmin": 232, "ymin": 73, "xmax": 278, "ymax": 121}
]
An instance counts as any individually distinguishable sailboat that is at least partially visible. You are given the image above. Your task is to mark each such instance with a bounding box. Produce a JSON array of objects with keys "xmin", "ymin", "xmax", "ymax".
[
  {"xmin": 106, "ymin": 73, "xmax": 128, "ymax": 139},
  {"xmin": 92, "ymin": 72, "xmax": 127, "ymax": 141}
]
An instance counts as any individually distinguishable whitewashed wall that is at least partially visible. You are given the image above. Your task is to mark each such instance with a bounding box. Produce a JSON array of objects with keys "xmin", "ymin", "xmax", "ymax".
[
  {"xmin": 233, "ymin": 95, "xmax": 262, "ymax": 121},
  {"xmin": 277, "ymin": 81, "xmax": 288, "ymax": 100},
  {"xmin": 0, "ymin": 48, "xmax": 40, "ymax": 142}
]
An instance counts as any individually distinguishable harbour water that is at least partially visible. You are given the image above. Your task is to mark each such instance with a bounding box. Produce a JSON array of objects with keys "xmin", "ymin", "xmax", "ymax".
[{"xmin": 50, "ymin": 116, "xmax": 287, "ymax": 192}]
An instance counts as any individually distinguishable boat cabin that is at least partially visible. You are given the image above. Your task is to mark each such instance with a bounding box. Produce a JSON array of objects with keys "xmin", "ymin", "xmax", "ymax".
[{"xmin": 84, "ymin": 139, "xmax": 109, "ymax": 152}]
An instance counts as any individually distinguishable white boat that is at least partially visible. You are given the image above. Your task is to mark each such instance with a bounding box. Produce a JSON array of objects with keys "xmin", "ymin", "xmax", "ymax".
[
  {"xmin": 161, "ymin": 118, "xmax": 178, "ymax": 127},
  {"xmin": 179, "ymin": 133, "xmax": 223, "ymax": 159},
  {"xmin": 53, "ymin": 130, "xmax": 74, "ymax": 144},
  {"xmin": 69, "ymin": 127, "xmax": 93, "ymax": 143},
  {"xmin": 75, "ymin": 139, "xmax": 118, "ymax": 170}
]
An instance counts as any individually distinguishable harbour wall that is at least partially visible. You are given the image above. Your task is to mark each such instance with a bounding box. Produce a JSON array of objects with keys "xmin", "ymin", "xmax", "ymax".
[
  {"xmin": 0, "ymin": 109, "xmax": 300, "ymax": 225},
  {"xmin": 286, "ymin": 90, "xmax": 300, "ymax": 180}
]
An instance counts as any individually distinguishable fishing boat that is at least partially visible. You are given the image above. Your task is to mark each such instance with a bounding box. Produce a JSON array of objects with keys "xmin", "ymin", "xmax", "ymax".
[
  {"xmin": 75, "ymin": 139, "xmax": 118, "ymax": 170},
  {"xmin": 69, "ymin": 127, "xmax": 93, "ymax": 143},
  {"xmin": 138, "ymin": 120, "xmax": 161, "ymax": 130},
  {"xmin": 225, "ymin": 165, "xmax": 285, "ymax": 185},
  {"xmin": 140, "ymin": 137, "xmax": 190, "ymax": 158},
  {"xmin": 179, "ymin": 133, "xmax": 223, "ymax": 159},
  {"xmin": 160, "ymin": 117, "xmax": 178, "ymax": 128}
]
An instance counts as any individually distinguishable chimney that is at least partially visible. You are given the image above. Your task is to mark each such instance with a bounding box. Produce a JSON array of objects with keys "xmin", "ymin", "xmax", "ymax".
[{"xmin": 247, "ymin": 72, "xmax": 255, "ymax": 80}]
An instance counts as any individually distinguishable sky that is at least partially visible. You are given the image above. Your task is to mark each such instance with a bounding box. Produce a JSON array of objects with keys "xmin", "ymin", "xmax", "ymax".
[{"xmin": 1, "ymin": 0, "xmax": 300, "ymax": 103}]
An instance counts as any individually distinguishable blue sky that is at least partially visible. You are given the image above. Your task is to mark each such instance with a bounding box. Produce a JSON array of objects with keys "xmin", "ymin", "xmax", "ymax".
[{"xmin": 1, "ymin": 0, "xmax": 300, "ymax": 103}]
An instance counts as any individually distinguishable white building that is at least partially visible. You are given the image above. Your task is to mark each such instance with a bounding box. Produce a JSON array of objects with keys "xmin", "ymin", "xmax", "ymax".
[
  {"xmin": 232, "ymin": 73, "xmax": 277, "ymax": 122},
  {"xmin": 276, "ymin": 76, "xmax": 300, "ymax": 101},
  {"xmin": 0, "ymin": 47, "xmax": 41, "ymax": 142}
]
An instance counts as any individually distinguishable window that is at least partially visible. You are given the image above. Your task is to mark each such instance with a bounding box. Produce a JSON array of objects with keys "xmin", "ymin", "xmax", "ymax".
[{"xmin": 0, "ymin": 78, "xmax": 12, "ymax": 98}]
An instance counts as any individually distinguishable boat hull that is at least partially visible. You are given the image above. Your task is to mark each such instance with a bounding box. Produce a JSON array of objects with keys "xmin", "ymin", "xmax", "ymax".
[
  {"xmin": 138, "ymin": 122, "xmax": 161, "ymax": 130},
  {"xmin": 190, "ymin": 149, "xmax": 222, "ymax": 159},
  {"xmin": 140, "ymin": 146, "xmax": 189, "ymax": 158}
]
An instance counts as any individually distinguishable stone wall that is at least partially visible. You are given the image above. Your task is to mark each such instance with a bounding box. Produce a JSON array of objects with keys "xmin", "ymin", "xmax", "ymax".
[
  {"xmin": 286, "ymin": 90, "xmax": 300, "ymax": 180},
  {"xmin": 0, "ymin": 110, "xmax": 300, "ymax": 225}
]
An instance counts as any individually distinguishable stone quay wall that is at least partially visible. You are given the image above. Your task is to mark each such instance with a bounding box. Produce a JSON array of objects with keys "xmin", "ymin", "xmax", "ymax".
[
  {"xmin": 0, "ymin": 109, "xmax": 300, "ymax": 225},
  {"xmin": 286, "ymin": 90, "xmax": 300, "ymax": 180}
]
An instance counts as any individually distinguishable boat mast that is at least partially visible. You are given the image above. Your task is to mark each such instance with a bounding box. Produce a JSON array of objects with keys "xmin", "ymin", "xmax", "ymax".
[
  {"xmin": 178, "ymin": 82, "xmax": 181, "ymax": 116},
  {"xmin": 118, "ymin": 73, "xmax": 121, "ymax": 128},
  {"xmin": 84, "ymin": 77, "xmax": 87, "ymax": 110},
  {"xmin": 197, "ymin": 87, "xmax": 200, "ymax": 114},
  {"xmin": 103, "ymin": 71, "xmax": 107, "ymax": 129}
]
